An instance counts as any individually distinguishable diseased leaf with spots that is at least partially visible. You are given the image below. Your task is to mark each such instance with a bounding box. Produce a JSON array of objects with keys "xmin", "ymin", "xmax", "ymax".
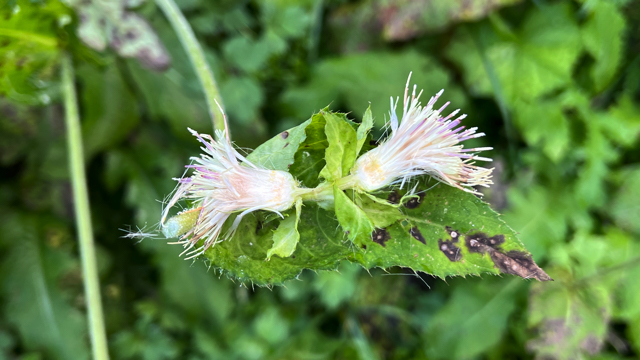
[
  {"xmin": 528, "ymin": 272, "xmax": 610, "ymax": 359},
  {"xmin": 61, "ymin": 0, "xmax": 170, "ymax": 70},
  {"xmin": 354, "ymin": 181, "xmax": 551, "ymax": 281},
  {"xmin": 377, "ymin": 0, "xmax": 522, "ymax": 40}
]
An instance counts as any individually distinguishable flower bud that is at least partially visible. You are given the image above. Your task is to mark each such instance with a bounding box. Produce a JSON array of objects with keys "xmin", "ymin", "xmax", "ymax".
[
  {"xmin": 162, "ymin": 128, "xmax": 299, "ymax": 259},
  {"xmin": 352, "ymin": 74, "xmax": 493, "ymax": 195}
]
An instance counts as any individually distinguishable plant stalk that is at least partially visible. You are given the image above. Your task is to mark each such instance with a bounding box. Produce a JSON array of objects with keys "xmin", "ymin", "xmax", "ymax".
[
  {"xmin": 155, "ymin": 0, "xmax": 225, "ymax": 133},
  {"xmin": 61, "ymin": 53, "xmax": 110, "ymax": 360}
]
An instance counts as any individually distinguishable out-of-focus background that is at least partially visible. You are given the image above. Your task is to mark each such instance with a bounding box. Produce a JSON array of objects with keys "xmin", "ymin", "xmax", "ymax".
[{"xmin": 2, "ymin": 0, "xmax": 640, "ymax": 359}]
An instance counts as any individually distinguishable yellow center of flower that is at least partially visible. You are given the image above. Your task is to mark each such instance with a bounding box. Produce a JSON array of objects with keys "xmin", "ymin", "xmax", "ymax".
[{"xmin": 353, "ymin": 153, "xmax": 389, "ymax": 192}]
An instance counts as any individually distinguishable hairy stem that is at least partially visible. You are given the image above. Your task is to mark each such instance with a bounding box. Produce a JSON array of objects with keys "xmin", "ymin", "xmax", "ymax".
[
  {"xmin": 155, "ymin": 0, "xmax": 225, "ymax": 133},
  {"xmin": 61, "ymin": 53, "xmax": 110, "ymax": 360}
]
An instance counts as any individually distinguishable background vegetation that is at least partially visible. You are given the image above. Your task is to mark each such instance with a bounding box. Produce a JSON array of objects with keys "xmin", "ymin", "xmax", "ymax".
[{"xmin": 1, "ymin": 0, "xmax": 640, "ymax": 359}]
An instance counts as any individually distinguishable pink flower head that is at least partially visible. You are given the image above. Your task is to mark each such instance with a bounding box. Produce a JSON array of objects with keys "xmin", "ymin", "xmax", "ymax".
[
  {"xmin": 352, "ymin": 74, "xmax": 493, "ymax": 195},
  {"xmin": 162, "ymin": 128, "xmax": 299, "ymax": 259}
]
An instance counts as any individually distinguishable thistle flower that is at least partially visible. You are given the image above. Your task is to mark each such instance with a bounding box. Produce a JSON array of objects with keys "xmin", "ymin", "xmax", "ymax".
[
  {"xmin": 352, "ymin": 74, "xmax": 493, "ymax": 195},
  {"xmin": 162, "ymin": 124, "xmax": 299, "ymax": 259}
]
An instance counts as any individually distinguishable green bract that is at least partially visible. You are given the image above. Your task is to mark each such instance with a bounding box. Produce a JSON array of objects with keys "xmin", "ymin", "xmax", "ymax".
[{"xmin": 164, "ymin": 109, "xmax": 550, "ymax": 286}]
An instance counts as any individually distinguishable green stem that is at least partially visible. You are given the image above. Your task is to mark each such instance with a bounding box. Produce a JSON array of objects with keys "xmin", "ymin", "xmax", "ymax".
[
  {"xmin": 298, "ymin": 175, "xmax": 358, "ymax": 202},
  {"xmin": 0, "ymin": 29, "xmax": 57, "ymax": 47},
  {"xmin": 155, "ymin": 0, "xmax": 225, "ymax": 134},
  {"xmin": 61, "ymin": 53, "xmax": 110, "ymax": 360}
]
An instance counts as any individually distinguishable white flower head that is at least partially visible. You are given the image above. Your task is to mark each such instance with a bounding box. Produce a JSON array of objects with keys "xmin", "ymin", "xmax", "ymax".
[
  {"xmin": 162, "ymin": 111, "xmax": 299, "ymax": 259},
  {"xmin": 352, "ymin": 73, "xmax": 493, "ymax": 195}
]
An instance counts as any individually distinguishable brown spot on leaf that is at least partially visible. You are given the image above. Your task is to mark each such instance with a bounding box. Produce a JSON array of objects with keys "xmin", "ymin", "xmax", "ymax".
[
  {"xmin": 281, "ymin": 131, "xmax": 289, "ymax": 139},
  {"xmin": 409, "ymin": 227, "xmax": 426, "ymax": 245},
  {"xmin": 371, "ymin": 228, "xmax": 390, "ymax": 247},
  {"xmin": 438, "ymin": 239, "xmax": 461, "ymax": 262},
  {"xmin": 465, "ymin": 232, "xmax": 505, "ymax": 253},
  {"xmin": 387, "ymin": 191, "xmax": 400, "ymax": 204},
  {"xmin": 463, "ymin": 232, "xmax": 551, "ymax": 281},
  {"xmin": 283, "ymin": 142, "xmax": 289, "ymax": 148},
  {"xmin": 404, "ymin": 192, "xmax": 425, "ymax": 209},
  {"xmin": 490, "ymin": 250, "xmax": 552, "ymax": 281}
]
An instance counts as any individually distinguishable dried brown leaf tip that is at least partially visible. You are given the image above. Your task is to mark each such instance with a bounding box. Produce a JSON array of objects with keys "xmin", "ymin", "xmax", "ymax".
[{"xmin": 466, "ymin": 232, "xmax": 552, "ymax": 281}]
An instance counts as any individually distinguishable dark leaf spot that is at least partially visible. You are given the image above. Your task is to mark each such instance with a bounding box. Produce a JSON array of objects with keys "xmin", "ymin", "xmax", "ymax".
[
  {"xmin": 281, "ymin": 131, "xmax": 289, "ymax": 139},
  {"xmin": 283, "ymin": 142, "xmax": 289, "ymax": 148},
  {"xmin": 490, "ymin": 250, "xmax": 552, "ymax": 281},
  {"xmin": 125, "ymin": 30, "xmax": 137, "ymax": 40},
  {"xmin": 438, "ymin": 239, "xmax": 462, "ymax": 262},
  {"xmin": 409, "ymin": 226, "xmax": 426, "ymax": 245},
  {"xmin": 404, "ymin": 192, "xmax": 425, "ymax": 209},
  {"xmin": 371, "ymin": 228, "xmax": 390, "ymax": 247},
  {"xmin": 465, "ymin": 232, "xmax": 505, "ymax": 253},
  {"xmin": 387, "ymin": 191, "xmax": 400, "ymax": 204}
]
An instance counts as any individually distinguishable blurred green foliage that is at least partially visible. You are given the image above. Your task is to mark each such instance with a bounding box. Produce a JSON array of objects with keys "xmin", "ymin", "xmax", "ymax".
[{"xmin": 1, "ymin": 0, "xmax": 640, "ymax": 359}]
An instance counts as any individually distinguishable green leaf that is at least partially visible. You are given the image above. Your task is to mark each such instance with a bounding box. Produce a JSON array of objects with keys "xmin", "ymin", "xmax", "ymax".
[
  {"xmin": 202, "ymin": 203, "xmax": 353, "ymax": 285},
  {"xmin": 77, "ymin": 63, "xmax": 141, "ymax": 160},
  {"xmin": 220, "ymin": 76, "xmax": 264, "ymax": 125},
  {"xmin": 424, "ymin": 279, "xmax": 521, "ymax": 359},
  {"xmin": 0, "ymin": 215, "xmax": 90, "ymax": 360},
  {"xmin": 611, "ymin": 167, "xmax": 640, "ymax": 235},
  {"xmin": 288, "ymin": 112, "xmax": 328, "ymax": 187},
  {"xmin": 222, "ymin": 36, "xmax": 271, "ymax": 73},
  {"xmin": 334, "ymin": 186, "xmax": 375, "ymax": 243},
  {"xmin": 448, "ymin": 4, "xmax": 582, "ymax": 103},
  {"xmin": 356, "ymin": 105, "xmax": 373, "ymax": 155},
  {"xmin": 283, "ymin": 51, "xmax": 466, "ymax": 127},
  {"xmin": 528, "ymin": 270, "xmax": 610, "ymax": 359},
  {"xmin": 0, "ymin": 0, "xmax": 68, "ymax": 103},
  {"xmin": 513, "ymin": 98, "xmax": 570, "ymax": 162},
  {"xmin": 582, "ymin": 1, "xmax": 626, "ymax": 92},
  {"xmin": 246, "ymin": 119, "xmax": 311, "ymax": 171},
  {"xmin": 319, "ymin": 111, "xmax": 358, "ymax": 181},
  {"xmin": 267, "ymin": 200, "xmax": 302, "ymax": 259},
  {"xmin": 357, "ymin": 193, "xmax": 404, "ymax": 228}
]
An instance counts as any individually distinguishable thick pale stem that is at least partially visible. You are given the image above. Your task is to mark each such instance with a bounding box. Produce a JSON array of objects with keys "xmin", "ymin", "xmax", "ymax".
[
  {"xmin": 61, "ymin": 54, "xmax": 110, "ymax": 360},
  {"xmin": 155, "ymin": 0, "xmax": 225, "ymax": 134},
  {"xmin": 297, "ymin": 175, "xmax": 358, "ymax": 202}
]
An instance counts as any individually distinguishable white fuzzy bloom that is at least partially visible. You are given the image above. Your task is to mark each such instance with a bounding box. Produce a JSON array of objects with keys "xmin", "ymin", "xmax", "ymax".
[
  {"xmin": 352, "ymin": 74, "xmax": 493, "ymax": 195},
  {"xmin": 162, "ymin": 128, "xmax": 298, "ymax": 259}
]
